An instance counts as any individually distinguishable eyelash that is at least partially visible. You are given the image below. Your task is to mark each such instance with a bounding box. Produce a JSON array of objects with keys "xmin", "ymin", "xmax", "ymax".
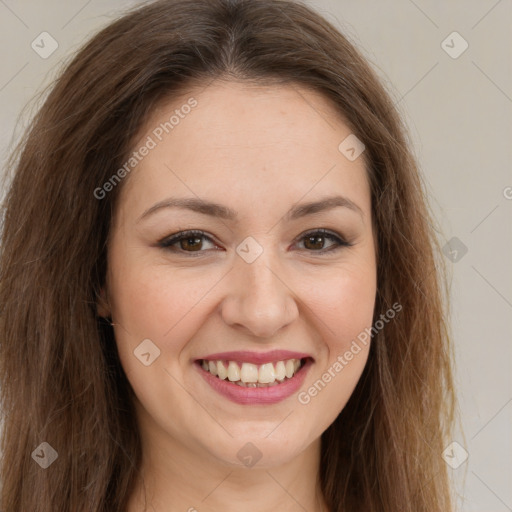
[{"xmin": 158, "ymin": 228, "xmax": 352, "ymax": 256}]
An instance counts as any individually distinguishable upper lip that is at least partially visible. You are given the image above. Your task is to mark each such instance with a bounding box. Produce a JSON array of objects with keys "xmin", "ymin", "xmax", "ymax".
[{"xmin": 196, "ymin": 350, "xmax": 313, "ymax": 365}]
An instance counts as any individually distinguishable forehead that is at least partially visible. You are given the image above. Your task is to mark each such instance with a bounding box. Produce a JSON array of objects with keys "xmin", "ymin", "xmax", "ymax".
[{"xmin": 118, "ymin": 80, "xmax": 371, "ymax": 221}]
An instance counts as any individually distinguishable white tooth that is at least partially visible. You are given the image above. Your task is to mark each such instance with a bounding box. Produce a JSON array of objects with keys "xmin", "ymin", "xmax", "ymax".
[
  {"xmin": 227, "ymin": 361, "xmax": 241, "ymax": 382},
  {"xmin": 217, "ymin": 360, "xmax": 228, "ymax": 380},
  {"xmin": 258, "ymin": 363, "xmax": 276, "ymax": 383},
  {"xmin": 208, "ymin": 361, "xmax": 218, "ymax": 376},
  {"xmin": 293, "ymin": 359, "xmax": 301, "ymax": 372},
  {"xmin": 201, "ymin": 360, "xmax": 208, "ymax": 371},
  {"xmin": 285, "ymin": 359, "xmax": 295, "ymax": 378},
  {"xmin": 240, "ymin": 362, "xmax": 259, "ymax": 383},
  {"xmin": 275, "ymin": 360, "xmax": 286, "ymax": 381}
]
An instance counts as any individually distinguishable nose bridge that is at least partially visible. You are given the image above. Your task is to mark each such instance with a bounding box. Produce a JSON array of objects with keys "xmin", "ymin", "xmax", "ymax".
[{"xmin": 220, "ymin": 240, "xmax": 298, "ymax": 339}]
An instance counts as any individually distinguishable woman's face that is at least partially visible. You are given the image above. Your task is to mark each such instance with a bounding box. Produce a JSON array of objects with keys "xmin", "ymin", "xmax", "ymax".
[{"xmin": 100, "ymin": 80, "xmax": 377, "ymax": 469}]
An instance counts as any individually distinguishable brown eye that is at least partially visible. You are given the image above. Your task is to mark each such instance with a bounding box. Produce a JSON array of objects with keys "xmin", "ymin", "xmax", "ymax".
[
  {"xmin": 159, "ymin": 228, "xmax": 351, "ymax": 257},
  {"xmin": 297, "ymin": 229, "xmax": 351, "ymax": 253},
  {"xmin": 159, "ymin": 230, "xmax": 218, "ymax": 254},
  {"xmin": 179, "ymin": 235, "xmax": 204, "ymax": 251},
  {"xmin": 303, "ymin": 234, "xmax": 326, "ymax": 250}
]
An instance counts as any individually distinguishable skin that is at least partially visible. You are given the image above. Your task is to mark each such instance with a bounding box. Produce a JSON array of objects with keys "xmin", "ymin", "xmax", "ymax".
[{"xmin": 98, "ymin": 79, "xmax": 377, "ymax": 512}]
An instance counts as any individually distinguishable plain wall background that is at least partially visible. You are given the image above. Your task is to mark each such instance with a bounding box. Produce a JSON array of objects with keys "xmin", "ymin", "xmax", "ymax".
[{"xmin": 0, "ymin": 1, "xmax": 511, "ymax": 510}]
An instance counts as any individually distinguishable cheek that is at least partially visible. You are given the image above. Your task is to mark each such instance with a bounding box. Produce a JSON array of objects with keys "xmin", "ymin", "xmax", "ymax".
[
  {"xmin": 297, "ymin": 260, "xmax": 376, "ymax": 415},
  {"xmin": 107, "ymin": 265, "xmax": 209, "ymax": 418},
  {"xmin": 108, "ymin": 260, "xmax": 224, "ymax": 363},
  {"xmin": 305, "ymin": 261, "xmax": 377, "ymax": 344}
]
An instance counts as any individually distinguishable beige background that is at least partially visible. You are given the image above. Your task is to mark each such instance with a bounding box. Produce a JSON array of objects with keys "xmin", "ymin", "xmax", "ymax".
[{"xmin": 0, "ymin": 1, "xmax": 511, "ymax": 510}]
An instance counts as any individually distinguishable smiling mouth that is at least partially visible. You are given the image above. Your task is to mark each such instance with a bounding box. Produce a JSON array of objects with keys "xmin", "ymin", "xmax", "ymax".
[{"xmin": 196, "ymin": 357, "xmax": 310, "ymax": 388}]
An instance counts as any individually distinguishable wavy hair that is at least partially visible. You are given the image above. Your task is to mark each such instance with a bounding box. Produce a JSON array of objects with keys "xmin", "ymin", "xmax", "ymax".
[{"xmin": 0, "ymin": 0, "xmax": 456, "ymax": 510}]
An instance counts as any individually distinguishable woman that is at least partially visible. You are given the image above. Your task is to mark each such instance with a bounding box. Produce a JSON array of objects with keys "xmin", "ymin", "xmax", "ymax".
[{"xmin": 0, "ymin": 0, "xmax": 456, "ymax": 510}]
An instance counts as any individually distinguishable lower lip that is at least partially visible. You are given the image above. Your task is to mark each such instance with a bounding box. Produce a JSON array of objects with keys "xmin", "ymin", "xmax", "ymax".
[{"xmin": 194, "ymin": 358, "xmax": 313, "ymax": 405}]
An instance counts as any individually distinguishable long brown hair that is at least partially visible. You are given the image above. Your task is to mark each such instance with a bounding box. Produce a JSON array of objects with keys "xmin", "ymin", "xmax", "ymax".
[{"xmin": 0, "ymin": 0, "xmax": 456, "ymax": 510}]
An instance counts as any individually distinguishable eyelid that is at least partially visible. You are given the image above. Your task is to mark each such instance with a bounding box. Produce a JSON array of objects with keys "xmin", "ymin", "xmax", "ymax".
[
  {"xmin": 158, "ymin": 228, "xmax": 353, "ymax": 255},
  {"xmin": 158, "ymin": 229, "xmax": 219, "ymax": 254},
  {"xmin": 293, "ymin": 228, "xmax": 353, "ymax": 253}
]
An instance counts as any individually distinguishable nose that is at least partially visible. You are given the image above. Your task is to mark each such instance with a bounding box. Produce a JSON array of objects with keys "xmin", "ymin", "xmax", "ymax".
[{"xmin": 219, "ymin": 249, "xmax": 299, "ymax": 339}]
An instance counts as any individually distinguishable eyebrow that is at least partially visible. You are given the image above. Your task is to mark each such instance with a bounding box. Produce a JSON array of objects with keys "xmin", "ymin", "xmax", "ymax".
[{"xmin": 137, "ymin": 194, "xmax": 364, "ymax": 223}]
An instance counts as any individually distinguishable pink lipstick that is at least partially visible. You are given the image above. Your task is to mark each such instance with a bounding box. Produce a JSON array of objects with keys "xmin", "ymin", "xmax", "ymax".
[{"xmin": 193, "ymin": 351, "xmax": 313, "ymax": 405}]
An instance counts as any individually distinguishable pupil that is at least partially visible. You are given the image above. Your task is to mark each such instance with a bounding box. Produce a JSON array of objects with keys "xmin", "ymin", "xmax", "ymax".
[
  {"xmin": 306, "ymin": 235, "xmax": 323, "ymax": 250},
  {"xmin": 183, "ymin": 236, "xmax": 201, "ymax": 251}
]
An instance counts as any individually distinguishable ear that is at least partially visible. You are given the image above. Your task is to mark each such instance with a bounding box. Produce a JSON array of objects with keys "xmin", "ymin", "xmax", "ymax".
[{"xmin": 96, "ymin": 286, "xmax": 111, "ymax": 319}]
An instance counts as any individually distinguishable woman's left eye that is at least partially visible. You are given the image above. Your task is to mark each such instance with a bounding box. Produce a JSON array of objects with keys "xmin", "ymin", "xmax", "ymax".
[
  {"xmin": 296, "ymin": 229, "xmax": 351, "ymax": 253},
  {"xmin": 158, "ymin": 229, "xmax": 351, "ymax": 256}
]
